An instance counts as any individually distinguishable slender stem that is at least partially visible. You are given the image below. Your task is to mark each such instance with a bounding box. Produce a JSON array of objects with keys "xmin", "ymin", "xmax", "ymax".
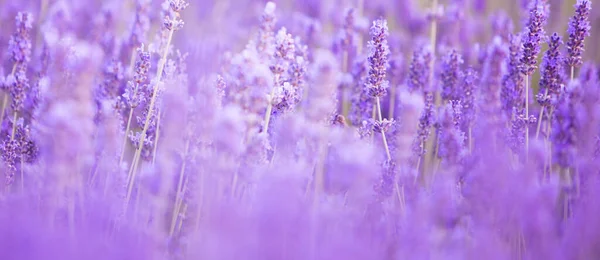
[
  {"xmin": 388, "ymin": 83, "xmax": 396, "ymax": 119},
  {"xmin": 194, "ymin": 168, "xmax": 205, "ymax": 233},
  {"xmin": 231, "ymin": 171, "xmax": 239, "ymax": 198},
  {"xmin": 120, "ymin": 49, "xmax": 142, "ymax": 165},
  {"xmin": 422, "ymin": 0, "xmax": 439, "ymax": 187},
  {"xmin": 263, "ymin": 92, "xmax": 275, "ymax": 132},
  {"xmin": 0, "ymin": 95, "xmax": 8, "ymax": 125},
  {"xmin": 20, "ymin": 154, "xmax": 24, "ymax": 191},
  {"xmin": 169, "ymin": 139, "xmax": 190, "ymax": 237},
  {"xmin": 341, "ymin": 51, "xmax": 350, "ymax": 121},
  {"xmin": 376, "ymin": 97, "xmax": 391, "ymax": 160},
  {"xmin": 125, "ymin": 28, "xmax": 175, "ymax": 210},
  {"xmin": 1, "ymin": 64, "xmax": 18, "ymax": 129},
  {"xmin": 119, "ymin": 108, "xmax": 135, "ymax": 164},
  {"xmin": 10, "ymin": 112, "xmax": 17, "ymax": 140},
  {"xmin": 414, "ymin": 154, "xmax": 422, "ymax": 184},
  {"xmin": 468, "ymin": 126, "xmax": 473, "ymax": 154},
  {"xmin": 263, "ymin": 74, "xmax": 280, "ymax": 133},
  {"xmin": 570, "ymin": 66, "xmax": 575, "ymax": 81},
  {"xmin": 429, "ymin": 0, "xmax": 439, "ymax": 107},
  {"xmin": 175, "ymin": 202, "xmax": 188, "ymax": 235},
  {"xmin": 394, "ymin": 183, "xmax": 405, "ymax": 213},
  {"xmin": 535, "ymin": 89, "xmax": 548, "ymax": 139},
  {"xmin": 151, "ymin": 108, "xmax": 162, "ymax": 165},
  {"xmin": 525, "ymin": 76, "xmax": 530, "ymax": 159},
  {"xmin": 128, "ymin": 48, "xmax": 138, "ymax": 77}
]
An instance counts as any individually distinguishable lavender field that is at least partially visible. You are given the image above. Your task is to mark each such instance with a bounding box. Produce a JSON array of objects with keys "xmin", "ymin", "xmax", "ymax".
[{"xmin": 0, "ymin": 0, "xmax": 599, "ymax": 259}]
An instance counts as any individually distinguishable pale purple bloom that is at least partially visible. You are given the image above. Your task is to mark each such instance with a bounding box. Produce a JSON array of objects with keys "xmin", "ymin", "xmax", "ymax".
[
  {"xmin": 123, "ymin": 48, "xmax": 151, "ymax": 109},
  {"xmin": 481, "ymin": 36, "xmax": 509, "ymax": 117},
  {"xmin": 257, "ymin": 2, "xmax": 277, "ymax": 59},
  {"xmin": 8, "ymin": 12, "xmax": 33, "ymax": 65},
  {"xmin": 128, "ymin": 0, "xmax": 151, "ymax": 49},
  {"xmin": 552, "ymin": 80, "xmax": 582, "ymax": 168},
  {"xmin": 411, "ymin": 92, "xmax": 435, "ymax": 166},
  {"xmin": 501, "ymin": 34, "xmax": 523, "ymax": 118},
  {"xmin": 6, "ymin": 69, "xmax": 29, "ymax": 112},
  {"xmin": 348, "ymin": 56, "xmax": 373, "ymax": 126},
  {"xmin": 441, "ymin": 50, "xmax": 463, "ymax": 102},
  {"xmin": 438, "ymin": 103, "xmax": 466, "ymax": 165},
  {"xmin": 365, "ymin": 19, "xmax": 390, "ymax": 98},
  {"xmin": 461, "ymin": 68, "xmax": 477, "ymax": 129},
  {"xmin": 407, "ymin": 47, "xmax": 432, "ymax": 93}
]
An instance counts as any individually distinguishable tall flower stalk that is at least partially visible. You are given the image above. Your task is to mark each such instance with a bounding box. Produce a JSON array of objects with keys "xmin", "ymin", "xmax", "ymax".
[
  {"xmin": 125, "ymin": 0, "xmax": 188, "ymax": 210},
  {"xmin": 520, "ymin": 0, "xmax": 548, "ymax": 155},
  {"xmin": 535, "ymin": 33, "xmax": 565, "ymax": 139},
  {"xmin": 366, "ymin": 19, "xmax": 392, "ymax": 161},
  {"xmin": 566, "ymin": 0, "xmax": 591, "ymax": 80},
  {"xmin": 3, "ymin": 13, "xmax": 33, "ymax": 136},
  {"xmin": 120, "ymin": 46, "xmax": 151, "ymax": 164}
]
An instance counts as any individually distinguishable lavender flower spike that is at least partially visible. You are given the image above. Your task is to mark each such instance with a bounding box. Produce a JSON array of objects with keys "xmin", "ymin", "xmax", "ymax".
[
  {"xmin": 521, "ymin": 0, "xmax": 548, "ymax": 154},
  {"xmin": 257, "ymin": 2, "xmax": 277, "ymax": 60},
  {"xmin": 521, "ymin": 0, "xmax": 549, "ymax": 76},
  {"xmin": 538, "ymin": 33, "xmax": 565, "ymax": 109},
  {"xmin": 367, "ymin": 18, "xmax": 391, "ymax": 160},
  {"xmin": 536, "ymin": 33, "xmax": 565, "ymax": 139},
  {"xmin": 407, "ymin": 47, "xmax": 432, "ymax": 93},
  {"xmin": 441, "ymin": 50, "xmax": 463, "ymax": 103},
  {"xmin": 8, "ymin": 12, "xmax": 34, "ymax": 66},
  {"xmin": 366, "ymin": 19, "xmax": 390, "ymax": 99},
  {"xmin": 566, "ymin": 0, "xmax": 592, "ymax": 75},
  {"xmin": 552, "ymin": 80, "xmax": 582, "ymax": 168}
]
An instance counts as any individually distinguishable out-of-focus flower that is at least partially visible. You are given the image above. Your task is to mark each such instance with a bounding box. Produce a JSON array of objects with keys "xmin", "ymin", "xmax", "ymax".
[
  {"xmin": 441, "ymin": 50, "xmax": 463, "ymax": 102},
  {"xmin": 8, "ymin": 12, "xmax": 33, "ymax": 65},
  {"xmin": 407, "ymin": 46, "xmax": 432, "ymax": 93}
]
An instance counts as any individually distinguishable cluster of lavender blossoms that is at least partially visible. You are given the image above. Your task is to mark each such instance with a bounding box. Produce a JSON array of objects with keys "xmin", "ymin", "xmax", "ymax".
[{"xmin": 1, "ymin": 0, "xmax": 600, "ymax": 259}]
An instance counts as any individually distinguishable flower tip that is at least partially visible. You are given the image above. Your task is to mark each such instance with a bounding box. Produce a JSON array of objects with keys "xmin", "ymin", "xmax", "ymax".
[{"xmin": 265, "ymin": 2, "xmax": 276, "ymax": 14}]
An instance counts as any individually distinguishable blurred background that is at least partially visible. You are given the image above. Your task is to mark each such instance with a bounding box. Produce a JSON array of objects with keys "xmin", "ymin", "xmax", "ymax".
[{"xmin": 0, "ymin": 0, "xmax": 596, "ymax": 81}]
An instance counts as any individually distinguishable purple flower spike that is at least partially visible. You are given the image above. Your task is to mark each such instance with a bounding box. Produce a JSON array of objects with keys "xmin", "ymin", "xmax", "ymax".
[
  {"xmin": 163, "ymin": 0, "xmax": 188, "ymax": 31},
  {"xmin": 520, "ymin": 0, "xmax": 549, "ymax": 76},
  {"xmin": 123, "ymin": 47, "xmax": 151, "ymax": 109},
  {"xmin": 501, "ymin": 34, "xmax": 524, "ymax": 118},
  {"xmin": 481, "ymin": 36, "xmax": 508, "ymax": 117},
  {"xmin": 566, "ymin": 0, "xmax": 592, "ymax": 68},
  {"xmin": 257, "ymin": 2, "xmax": 277, "ymax": 59},
  {"xmin": 441, "ymin": 50, "xmax": 463, "ymax": 102},
  {"xmin": 407, "ymin": 47, "xmax": 432, "ymax": 93},
  {"xmin": 438, "ymin": 103, "xmax": 465, "ymax": 165},
  {"xmin": 8, "ymin": 12, "xmax": 34, "ymax": 65},
  {"xmin": 366, "ymin": 19, "xmax": 390, "ymax": 98},
  {"xmin": 6, "ymin": 69, "xmax": 30, "ymax": 113},
  {"xmin": 552, "ymin": 80, "xmax": 582, "ymax": 168},
  {"xmin": 461, "ymin": 68, "xmax": 477, "ymax": 129},
  {"xmin": 537, "ymin": 33, "xmax": 565, "ymax": 109},
  {"xmin": 411, "ymin": 92, "xmax": 435, "ymax": 166},
  {"xmin": 128, "ymin": 0, "xmax": 151, "ymax": 49}
]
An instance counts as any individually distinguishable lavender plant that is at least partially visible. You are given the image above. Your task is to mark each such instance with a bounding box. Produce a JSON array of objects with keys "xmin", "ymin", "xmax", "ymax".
[{"xmin": 0, "ymin": 1, "xmax": 599, "ymax": 259}]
